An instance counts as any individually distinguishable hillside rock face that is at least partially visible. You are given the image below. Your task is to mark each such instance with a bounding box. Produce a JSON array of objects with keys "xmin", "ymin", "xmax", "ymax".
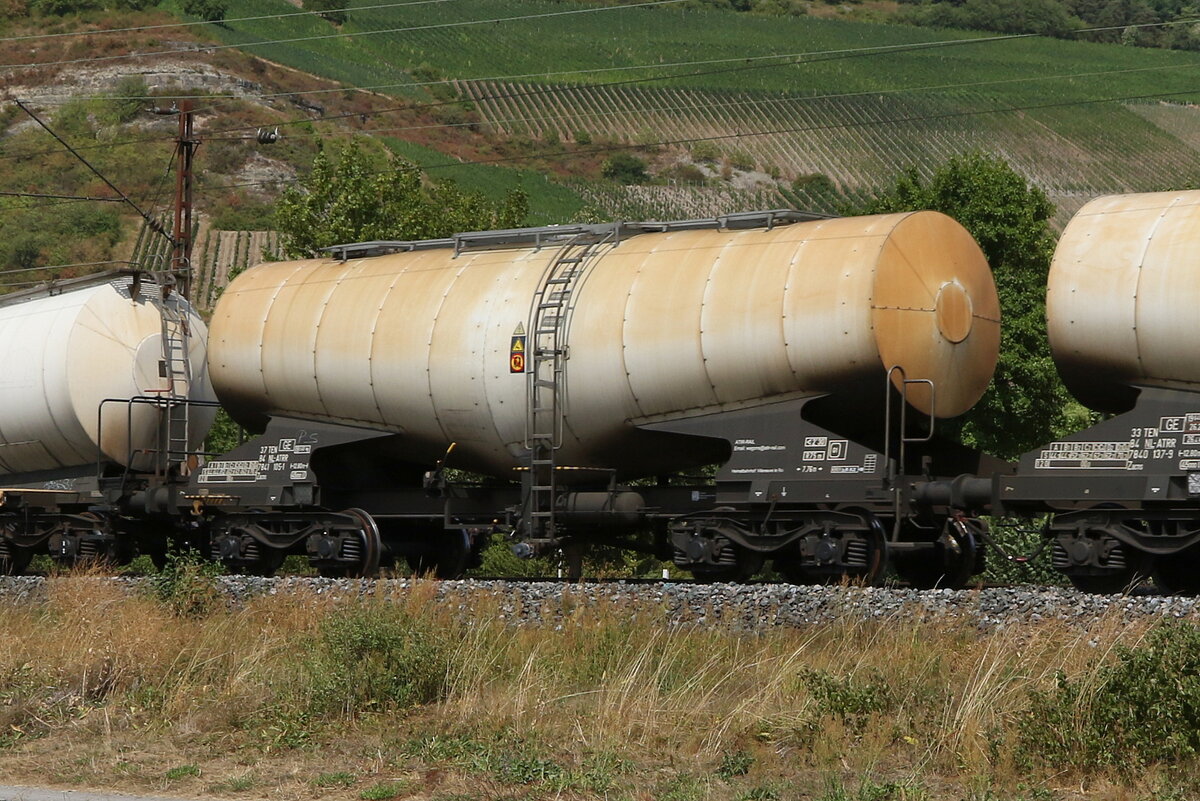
[{"xmin": 6, "ymin": 60, "xmax": 265, "ymax": 105}]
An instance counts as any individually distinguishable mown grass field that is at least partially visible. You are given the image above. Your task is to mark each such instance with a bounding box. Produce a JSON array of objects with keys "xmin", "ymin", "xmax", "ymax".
[{"xmin": 1, "ymin": 572, "xmax": 1198, "ymax": 800}]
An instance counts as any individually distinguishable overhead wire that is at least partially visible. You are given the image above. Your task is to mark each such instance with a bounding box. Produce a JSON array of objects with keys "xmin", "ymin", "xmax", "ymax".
[
  {"xmin": 4, "ymin": 11, "xmax": 1197, "ymax": 85},
  {"xmin": 6, "ymin": 50, "xmax": 1199, "ymax": 207},
  {"xmin": 0, "ymin": 0, "xmax": 690, "ymax": 72},
  {"xmin": 5, "ymin": 17, "xmax": 1198, "ymax": 161},
  {"xmin": 0, "ymin": 190, "xmax": 123, "ymax": 202},
  {"xmin": 1, "ymin": 10, "xmax": 1196, "ymax": 220},
  {"xmin": 0, "ymin": 0, "xmax": 462, "ymax": 44},
  {"xmin": 188, "ymin": 84, "xmax": 1200, "ymax": 194},
  {"xmin": 0, "ymin": 32, "xmax": 1058, "ymax": 161},
  {"xmin": 175, "ymin": 33, "xmax": 1091, "ymax": 138},
  {"xmin": 0, "ymin": 259, "xmax": 134, "ymax": 278},
  {"xmin": 200, "ymin": 60, "xmax": 1200, "ymax": 145},
  {"xmin": 20, "ymin": 71, "xmax": 1174, "ymax": 286}
]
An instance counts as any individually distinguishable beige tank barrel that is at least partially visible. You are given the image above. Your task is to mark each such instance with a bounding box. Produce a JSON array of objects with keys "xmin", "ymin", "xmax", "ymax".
[
  {"xmin": 209, "ymin": 211, "xmax": 999, "ymax": 477},
  {"xmin": 0, "ymin": 276, "xmax": 216, "ymax": 476},
  {"xmin": 1048, "ymin": 190, "xmax": 1200, "ymax": 412}
]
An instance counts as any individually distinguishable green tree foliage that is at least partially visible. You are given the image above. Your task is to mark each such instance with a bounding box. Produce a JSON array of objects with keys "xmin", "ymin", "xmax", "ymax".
[
  {"xmin": 203, "ymin": 408, "xmax": 243, "ymax": 456},
  {"xmin": 274, "ymin": 140, "xmax": 529, "ymax": 258},
  {"xmin": 671, "ymin": 0, "xmax": 1200, "ymax": 50},
  {"xmin": 600, "ymin": 152, "xmax": 649, "ymax": 185},
  {"xmin": 902, "ymin": 0, "xmax": 1081, "ymax": 36},
  {"xmin": 899, "ymin": 0, "xmax": 1200, "ymax": 50},
  {"xmin": 181, "ymin": 0, "xmax": 226, "ymax": 22},
  {"xmin": 848, "ymin": 152, "xmax": 1068, "ymax": 459}
]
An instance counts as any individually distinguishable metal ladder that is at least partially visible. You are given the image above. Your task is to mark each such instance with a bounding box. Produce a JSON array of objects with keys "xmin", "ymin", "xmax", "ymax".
[
  {"xmin": 523, "ymin": 229, "xmax": 616, "ymax": 541},
  {"xmin": 158, "ymin": 290, "xmax": 192, "ymax": 475}
]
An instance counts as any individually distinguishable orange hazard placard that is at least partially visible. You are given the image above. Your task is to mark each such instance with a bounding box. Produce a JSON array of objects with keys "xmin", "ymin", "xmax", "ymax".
[{"xmin": 510, "ymin": 335, "xmax": 526, "ymax": 373}]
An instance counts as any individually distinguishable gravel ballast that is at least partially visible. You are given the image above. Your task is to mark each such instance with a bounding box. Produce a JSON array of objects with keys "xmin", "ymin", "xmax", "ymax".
[{"xmin": 2, "ymin": 576, "xmax": 1199, "ymax": 630}]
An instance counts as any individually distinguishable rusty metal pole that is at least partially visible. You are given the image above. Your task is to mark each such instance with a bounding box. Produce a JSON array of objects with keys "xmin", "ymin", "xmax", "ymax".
[{"xmin": 171, "ymin": 100, "xmax": 197, "ymax": 299}]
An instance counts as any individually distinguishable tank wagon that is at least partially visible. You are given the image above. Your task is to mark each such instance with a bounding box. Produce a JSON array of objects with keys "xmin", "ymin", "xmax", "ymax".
[
  {"xmin": 922, "ymin": 190, "xmax": 1200, "ymax": 594},
  {"xmin": 197, "ymin": 209, "xmax": 1002, "ymax": 583},
  {"xmin": 0, "ymin": 272, "xmax": 215, "ymax": 572}
]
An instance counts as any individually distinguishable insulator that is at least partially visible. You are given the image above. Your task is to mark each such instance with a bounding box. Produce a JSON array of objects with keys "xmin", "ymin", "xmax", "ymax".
[{"xmin": 255, "ymin": 127, "xmax": 280, "ymax": 145}]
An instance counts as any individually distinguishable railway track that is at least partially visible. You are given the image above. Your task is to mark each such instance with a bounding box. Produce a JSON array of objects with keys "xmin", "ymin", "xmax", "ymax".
[{"xmin": 0, "ymin": 575, "xmax": 1191, "ymax": 630}]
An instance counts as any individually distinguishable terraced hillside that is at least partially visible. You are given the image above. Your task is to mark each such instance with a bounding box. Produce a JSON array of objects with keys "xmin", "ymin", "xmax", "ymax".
[
  {"xmin": 188, "ymin": 0, "xmax": 1200, "ymax": 223},
  {"xmin": 458, "ymin": 80, "xmax": 1200, "ymax": 221}
]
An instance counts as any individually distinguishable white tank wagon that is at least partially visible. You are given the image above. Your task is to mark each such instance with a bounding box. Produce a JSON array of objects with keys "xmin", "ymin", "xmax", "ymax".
[
  {"xmin": 209, "ymin": 210, "xmax": 999, "ymax": 480},
  {"xmin": 1048, "ymin": 190, "xmax": 1200, "ymax": 414},
  {"xmin": 0, "ymin": 274, "xmax": 215, "ymax": 477}
]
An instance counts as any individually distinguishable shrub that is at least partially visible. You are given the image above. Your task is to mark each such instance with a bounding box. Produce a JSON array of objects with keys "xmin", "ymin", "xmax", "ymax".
[
  {"xmin": 150, "ymin": 549, "xmax": 223, "ymax": 617},
  {"xmin": 601, "ymin": 153, "xmax": 649, "ymax": 185},
  {"xmin": 728, "ymin": 148, "xmax": 756, "ymax": 172},
  {"xmin": 1018, "ymin": 624, "xmax": 1200, "ymax": 770},
  {"xmin": 659, "ymin": 163, "xmax": 707, "ymax": 184},
  {"xmin": 691, "ymin": 141, "xmax": 721, "ymax": 164},
  {"xmin": 302, "ymin": 602, "xmax": 448, "ymax": 717},
  {"xmin": 99, "ymin": 75, "xmax": 148, "ymax": 125},
  {"xmin": 182, "ymin": 0, "xmax": 226, "ymax": 21},
  {"xmin": 791, "ymin": 173, "xmax": 835, "ymax": 196},
  {"xmin": 798, "ymin": 666, "xmax": 895, "ymax": 731}
]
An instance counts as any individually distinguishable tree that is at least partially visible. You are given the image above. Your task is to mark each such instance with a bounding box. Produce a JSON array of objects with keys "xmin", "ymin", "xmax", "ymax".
[
  {"xmin": 182, "ymin": 0, "xmax": 226, "ymax": 22},
  {"xmin": 601, "ymin": 152, "xmax": 649, "ymax": 185},
  {"xmin": 274, "ymin": 139, "xmax": 529, "ymax": 259},
  {"xmin": 846, "ymin": 151, "xmax": 1069, "ymax": 459}
]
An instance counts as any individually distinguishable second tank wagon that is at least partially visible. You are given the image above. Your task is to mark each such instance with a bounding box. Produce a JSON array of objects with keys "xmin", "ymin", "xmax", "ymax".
[
  {"xmin": 209, "ymin": 210, "xmax": 999, "ymax": 479},
  {"xmin": 193, "ymin": 210, "xmax": 1001, "ymax": 583}
]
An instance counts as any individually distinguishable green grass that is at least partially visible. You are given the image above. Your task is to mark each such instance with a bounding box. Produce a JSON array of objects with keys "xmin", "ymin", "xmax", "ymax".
[
  {"xmin": 313, "ymin": 771, "xmax": 357, "ymax": 787},
  {"xmin": 381, "ymin": 137, "xmax": 586, "ymax": 225},
  {"xmin": 164, "ymin": 764, "xmax": 201, "ymax": 780},
  {"xmin": 360, "ymin": 781, "xmax": 411, "ymax": 800}
]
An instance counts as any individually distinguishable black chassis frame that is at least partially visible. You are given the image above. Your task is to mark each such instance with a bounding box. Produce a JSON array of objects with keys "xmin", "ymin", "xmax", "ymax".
[
  {"xmin": 185, "ymin": 395, "xmax": 989, "ymax": 580},
  {"xmin": 964, "ymin": 386, "xmax": 1200, "ymax": 578}
]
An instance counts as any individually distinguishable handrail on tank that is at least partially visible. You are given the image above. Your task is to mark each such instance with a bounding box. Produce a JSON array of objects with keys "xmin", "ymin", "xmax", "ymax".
[
  {"xmin": 95, "ymin": 396, "xmax": 224, "ymax": 489},
  {"xmin": 0, "ymin": 265, "xmax": 141, "ymax": 308},
  {"xmin": 883, "ymin": 366, "xmax": 937, "ymax": 541},
  {"xmin": 319, "ymin": 209, "xmax": 838, "ymax": 261}
]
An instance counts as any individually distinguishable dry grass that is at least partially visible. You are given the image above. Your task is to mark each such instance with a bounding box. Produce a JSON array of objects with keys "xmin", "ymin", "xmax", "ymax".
[{"xmin": 0, "ymin": 576, "xmax": 1191, "ymax": 800}]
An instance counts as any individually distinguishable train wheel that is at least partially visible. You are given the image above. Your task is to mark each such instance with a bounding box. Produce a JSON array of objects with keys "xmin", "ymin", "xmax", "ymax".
[
  {"xmin": 244, "ymin": 546, "xmax": 286, "ymax": 577},
  {"xmin": 692, "ymin": 551, "xmax": 763, "ymax": 583},
  {"xmin": 774, "ymin": 560, "xmax": 813, "ymax": 584},
  {"xmin": 892, "ymin": 518, "xmax": 982, "ymax": 590},
  {"xmin": 851, "ymin": 522, "xmax": 887, "ymax": 586},
  {"xmin": 341, "ymin": 508, "xmax": 383, "ymax": 579},
  {"xmin": 1153, "ymin": 547, "xmax": 1200, "ymax": 595},
  {"xmin": 406, "ymin": 528, "xmax": 472, "ymax": 579},
  {"xmin": 1068, "ymin": 570, "xmax": 1145, "ymax": 595},
  {"xmin": 1057, "ymin": 530, "xmax": 1149, "ymax": 594},
  {"xmin": 774, "ymin": 512, "xmax": 887, "ymax": 586},
  {"xmin": 0, "ymin": 542, "xmax": 33, "ymax": 575}
]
